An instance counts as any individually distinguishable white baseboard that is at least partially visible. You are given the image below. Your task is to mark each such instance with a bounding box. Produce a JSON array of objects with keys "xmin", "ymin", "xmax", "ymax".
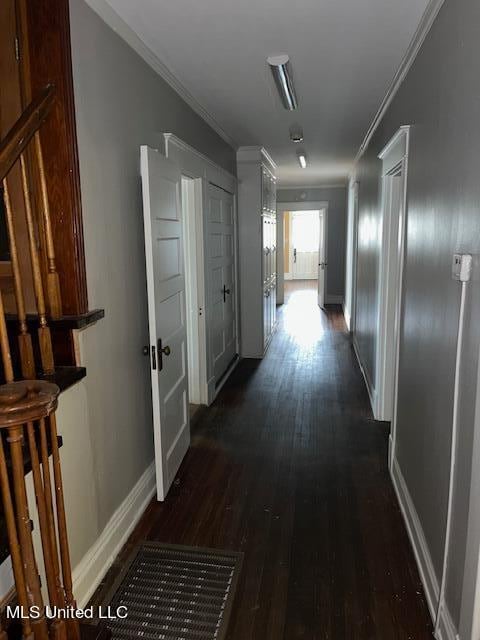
[
  {"xmin": 284, "ymin": 273, "xmax": 292, "ymax": 280},
  {"xmin": 352, "ymin": 335, "xmax": 377, "ymax": 417},
  {"xmin": 73, "ymin": 462, "xmax": 156, "ymax": 607},
  {"xmin": 325, "ymin": 294, "xmax": 344, "ymax": 304},
  {"xmin": 435, "ymin": 601, "xmax": 458, "ymax": 640},
  {"xmin": 212, "ymin": 355, "xmax": 240, "ymax": 402},
  {"xmin": 390, "ymin": 455, "xmax": 439, "ymax": 621}
]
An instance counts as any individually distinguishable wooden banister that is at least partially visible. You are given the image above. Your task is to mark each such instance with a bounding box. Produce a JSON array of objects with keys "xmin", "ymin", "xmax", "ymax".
[
  {"xmin": 0, "ymin": 85, "xmax": 55, "ymax": 183},
  {"xmin": 0, "ymin": 83, "xmax": 62, "ymax": 378}
]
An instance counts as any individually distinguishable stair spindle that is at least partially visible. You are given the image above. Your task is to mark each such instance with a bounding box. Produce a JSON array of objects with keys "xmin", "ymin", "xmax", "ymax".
[
  {"xmin": 39, "ymin": 418, "xmax": 66, "ymax": 609},
  {"xmin": 2, "ymin": 178, "xmax": 36, "ymax": 379},
  {"xmin": 0, "ymin": 434, "xmax": 34, "ymax": 640},
  {"xmin": 7, "ymin": 424, "xmax": 49, "ymax": 640},
  {"xmin": 26, "ymin": 421, "xmax": 67, "ymax": 640},
  {"xmin": 18, "ymin": 153, "xmax": 54, "ymax": 375},
  {"xmin": 48, "ymin": 413, "xmax": 80, "ymax": 640},
  {"xmin": 0, "ymin": 290, "xmax": 14, "ymax": 384},
  {"xmin": 34, "ymin": 133, "xmax": 62, "ymax": 320}
]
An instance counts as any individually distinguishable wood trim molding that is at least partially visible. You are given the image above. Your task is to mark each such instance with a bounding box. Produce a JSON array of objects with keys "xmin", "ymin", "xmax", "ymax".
[
  {"xmin": 83, "ymin": 0, "xmax": 237, "ymax": 150},
  {"xmin": 352, "ymin": 0, "xmax": 446, "ymax": 168},
  {"xmin": 164, "ymin": 133, "xmax": 236, "ymax": 193},
  {"xmin": 19, "ymin": 0, "xmax": 88, "ymax": 315}
]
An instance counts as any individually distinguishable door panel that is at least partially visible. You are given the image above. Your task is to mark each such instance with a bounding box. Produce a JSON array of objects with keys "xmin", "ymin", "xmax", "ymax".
[
  {"xmin": 141, "ymin": 145, "xmax": 190, "ymax": 501},
  {"xmin": 206, "ymin": 183, "xmax": 237, "ymax": 382}
]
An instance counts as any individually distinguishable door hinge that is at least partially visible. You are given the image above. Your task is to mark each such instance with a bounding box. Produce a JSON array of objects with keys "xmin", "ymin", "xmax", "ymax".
[{"xmin": 14, "ymin": 36, "xmax": 20, "ymax": 61}]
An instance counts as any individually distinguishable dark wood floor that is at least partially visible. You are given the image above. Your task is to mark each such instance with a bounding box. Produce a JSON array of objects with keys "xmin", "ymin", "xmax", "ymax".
[{"xmin": 95, "ymin": 281, "xmax": 433, "ymax": 639}]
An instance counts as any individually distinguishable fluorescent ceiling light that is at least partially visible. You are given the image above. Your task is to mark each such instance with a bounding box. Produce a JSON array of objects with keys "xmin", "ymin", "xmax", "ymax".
[
  {"xmin": 297, "ymin": 151, "xmax": 307, "ymax": 169},
  {"xmin": 267, "ymin": 54, "xmax": 298, "ymax": 110}
]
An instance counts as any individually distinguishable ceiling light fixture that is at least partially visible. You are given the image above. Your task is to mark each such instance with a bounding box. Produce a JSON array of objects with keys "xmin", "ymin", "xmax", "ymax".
[
  {"xmin": 289, "ymin": 126, "xmax": 304, "ymax": 143},
  {"xmin": 297, "ymin": 150, "xmax": 307, "ymax": 169},
  {"xmin": 267, "ymin": 54, "xmax": 298, "ymax": 111}
]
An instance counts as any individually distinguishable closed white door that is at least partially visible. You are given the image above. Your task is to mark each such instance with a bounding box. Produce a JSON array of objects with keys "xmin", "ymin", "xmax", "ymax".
[
  {"xmin": 318, "ymin": 211, "xmax": 327, "ymax": 308},
  {"xmin": 140, "ymin": 146, "xmax": 190, "ymax": 501},
  {"xmin": 206, "ymin": 183, "xmax": 237, "ymax": 382},
  {"xmin": 291, "ymin": 210, "xmax": 320, "ymax": 279}
]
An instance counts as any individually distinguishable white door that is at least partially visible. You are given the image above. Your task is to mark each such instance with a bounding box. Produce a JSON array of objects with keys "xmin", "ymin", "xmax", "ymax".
[
  {"xmin": 206, "ymin": 183, "xmax": 237, "ymax": 383},
  {"xmin": 140, "ymin": 146, "xmax": 190, "ymax": 501},
  {"xmin": 318, "ymin": 210, "xmax": 327, "ymax": 308},
  {"xmin": 291, "ymin": 210, "xmax": 320, "ymax": 279}
]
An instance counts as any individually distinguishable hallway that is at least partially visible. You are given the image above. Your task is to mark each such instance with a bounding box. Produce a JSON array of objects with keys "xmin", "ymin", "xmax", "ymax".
[{"xmin": 99, "ymin": 282, "xmax": 432, "ymax": 639}]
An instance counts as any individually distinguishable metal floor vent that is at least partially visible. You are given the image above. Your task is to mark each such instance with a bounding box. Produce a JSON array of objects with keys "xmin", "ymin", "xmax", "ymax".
[{"xmin": 102, "ymin": 542, "xmax": 243, "ymax": 640}]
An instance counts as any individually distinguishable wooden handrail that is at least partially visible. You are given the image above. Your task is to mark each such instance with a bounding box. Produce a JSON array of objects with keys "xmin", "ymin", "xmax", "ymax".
[{"xmin": 0, "ymin": 84, "xmax": 55, "ymax": 183}]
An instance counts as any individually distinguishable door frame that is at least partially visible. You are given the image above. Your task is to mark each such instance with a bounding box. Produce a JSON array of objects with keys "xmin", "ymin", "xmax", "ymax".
[
  {"xmin": 181, "ymin": 176, "xmax": 203, "ymax": 404},
  {"xmin": 345, "ymin": 177, "xmax": 359, "ymax": 332},
  {"xmin": 375, "ymin": 126, "xmax": 410, "ymax": 447},
  {"xmin": 163, "ymin": 133, "xmax": 238, "ymax": 405},
  {"xmin": 276, "ymin": 201, "xmax": 329, "ymax": 303}
]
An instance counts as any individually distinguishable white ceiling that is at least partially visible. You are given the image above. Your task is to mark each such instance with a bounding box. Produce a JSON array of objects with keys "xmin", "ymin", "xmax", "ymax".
[{"xmin": 104, "ymin": 0, "xmax": 430, "ymax": 186}]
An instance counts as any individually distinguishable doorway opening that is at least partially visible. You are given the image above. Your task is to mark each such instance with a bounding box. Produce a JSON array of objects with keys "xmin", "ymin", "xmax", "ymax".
[
  {"xmin": 282, "ymin": 207, "xmax": 327, "ymax": 308},
  {"xmin": 290, "ymin": 210, "xmax": 320, "ymax": 280}
]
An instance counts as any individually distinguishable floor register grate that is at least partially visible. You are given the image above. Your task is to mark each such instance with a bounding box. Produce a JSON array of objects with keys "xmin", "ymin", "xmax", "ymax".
[{"xmin": 102, "ymin": 542, "xmax": 243, "ymax": 640}]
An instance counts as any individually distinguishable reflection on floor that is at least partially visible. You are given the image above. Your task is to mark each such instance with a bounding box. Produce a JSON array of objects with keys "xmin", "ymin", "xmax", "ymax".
[
  {"xmin": 94, "ymin": 280, "xmax": 433, "ymax": 639},
  {"xmin": 283, "ymin": 280, "xmax": 324, "ymax": 347}
]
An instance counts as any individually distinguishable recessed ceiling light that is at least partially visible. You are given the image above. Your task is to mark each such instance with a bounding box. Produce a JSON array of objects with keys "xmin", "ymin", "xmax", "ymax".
[
  {"xmin": 297, "ymin": 150, "xmax": 307, "ymax": 169},
  {"xmin": 267, "ymin": 54, "xmax": 298, "ymax": 111}
]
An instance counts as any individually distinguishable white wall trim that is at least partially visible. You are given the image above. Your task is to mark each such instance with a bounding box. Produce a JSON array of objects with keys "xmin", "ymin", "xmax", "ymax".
[
  {"xmin": 391, "ymin": 455, "xmax": 458, "ymax": 639},
  {"xmin": 164, "ymin": 134, "xmax": 238, "ymax": 406},
  {"xmin": 164, "ymin": 134, "xmax": 236, "ymax": 192},
  {"xmin": 376, "ymin": 127, "xmax": 410, "ymax": 425},
  {"xmin": 435, "ymin": 603, "xmax": 458, "ymax": 640},
  {"xmin": 352, "ymin": 0, "xmax": 445, "ymax": 168},
  {"xmin": 390, "ymin": 455, "xmax": 439, "ymax": 621},
  {"xmin": 352, "ymin": 335, "xmax": 377, "ymax": 416},
  {"xmin": 73, "ymin": 462, "xmax": 156, "ymax": 607},
  {"xmin": 82, "ymin": 0, "xmax": 237, "ymax": 149}
]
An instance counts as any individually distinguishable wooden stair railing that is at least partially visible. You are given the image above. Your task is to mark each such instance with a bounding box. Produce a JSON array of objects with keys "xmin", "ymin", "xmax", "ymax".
[
  {"xmin": 0, "ymin": 90, "xmax": 109, "ymax": 639},
  {"xmin": 0, "ymin": 84, "xmax": 62, "ymax": 380}
]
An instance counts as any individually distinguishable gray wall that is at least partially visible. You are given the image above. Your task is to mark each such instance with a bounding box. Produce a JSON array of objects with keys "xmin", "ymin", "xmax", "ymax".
[
  {"xmin": 354, "ymin": 0, "xmax": 480, "ymax": 627},
  {"xmin": 65, "ymin": 0, "xmax": 235, "ymax": 554},
  {"xmin": 277, "ymin": 186, "xmax": 347, "ymax": 299}
]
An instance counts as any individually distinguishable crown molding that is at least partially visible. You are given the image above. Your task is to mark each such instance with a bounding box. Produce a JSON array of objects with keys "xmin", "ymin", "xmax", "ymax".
[
  {"xmin": 352, "ymin": 0, "xmax": 445, "ymax": 169},
  {"xmin": 236, "ymin": 146, "xmax": 277, "ymax": 171},
  {"xmin": 164, "ymin": 133, "xmax": 237, "ymax": 184},
  {"xmin": 83, "ymin": 0, "xmax": 237, "ymax": 150}
]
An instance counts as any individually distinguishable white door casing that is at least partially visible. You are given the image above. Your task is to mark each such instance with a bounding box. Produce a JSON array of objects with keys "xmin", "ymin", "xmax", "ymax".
[
  {"xmin": 140, "ymin": 145, "xmax": 190, "ymax": 501},
  {"xmin": 376, "ymin": 126, "xmax": 410, "ymax": 431},
  {"xmin": 206, "ymin": 183, "xmax": 237, "ymax": 383},
  {"xmin": 318, "ymin": 210, "xmax": 327, "ymax": 308},
  {"xmin": 163, "ymin": 134, "xmax": 238, "ymax": 404}
]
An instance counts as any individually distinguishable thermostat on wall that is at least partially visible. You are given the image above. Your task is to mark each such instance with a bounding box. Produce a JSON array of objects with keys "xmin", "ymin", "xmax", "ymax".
[{"xmin": 452, "ymin": 253, "xmax": 473, "ymax": 282}]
